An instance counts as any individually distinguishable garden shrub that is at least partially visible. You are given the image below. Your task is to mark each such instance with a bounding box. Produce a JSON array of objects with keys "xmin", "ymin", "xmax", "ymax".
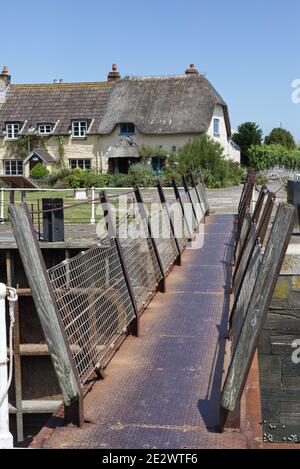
[
  {"xmin": 128, "ymin": 163, "xmax": 157, "ymax": 186},
  {"xmin": 248, "ymin": 144, "xmax": 300, "ymax": 172},
  {"xmin": 29, "ymin": 163, "xmax": 50, "ymax": 179}
]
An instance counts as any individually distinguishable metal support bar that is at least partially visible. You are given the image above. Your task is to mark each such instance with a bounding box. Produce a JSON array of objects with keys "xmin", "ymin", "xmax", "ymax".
[
  {"xmin": 134, "ymin": 185, "xmax": 166, "ymax": 293},
  {"xmin": 172, "ymin": 177, "xmax": 193, "ymax": 241},
  {"xmin": 9, "ymin": 203, "xmax": 84, "ymax": 427},
  {"xmin": 182, "ymin": 175, "xmax": 198, "ymax": 231},
  {"xmin": 100, "ymin": 190, "xmax": 140, "ymax": 336},
  {"xmin": 189, "ymin": 171, "xmax": 206, "ymax": 221},
  {"xmin": 156, "ymin": 182, "xmax": 181, "ymax": 266}
]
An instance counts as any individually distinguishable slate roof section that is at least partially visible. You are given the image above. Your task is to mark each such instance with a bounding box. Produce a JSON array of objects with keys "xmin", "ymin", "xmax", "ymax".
[
  {"xmin": 98, "ymin": 74, "xmax": 231, "ymax": 136},
  {"xmin": 23, "ymin": 149, "xmax": 56, "ymax": 164},
  {"xmin": 0, "ymin": 82, "xmax": 115, "ymax": 135}
]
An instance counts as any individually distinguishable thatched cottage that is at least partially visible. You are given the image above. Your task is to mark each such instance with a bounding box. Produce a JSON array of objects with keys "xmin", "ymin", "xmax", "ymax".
[{"xmin": 0, "ymin": 64, "xmax": 240, "ymax": 177}]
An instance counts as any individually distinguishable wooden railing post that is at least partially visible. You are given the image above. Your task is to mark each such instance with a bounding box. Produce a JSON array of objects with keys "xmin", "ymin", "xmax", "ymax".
[
  {"xmin": 221, "ymin": 203, "xmax": 296, "ymax": 427},
  {"xmin": 9, "ymin": 203, "xmax": 84, "ymax": 427},
  {"xmin": 100, "ymin": 190, "xmax": 140, "ymax": 334}
]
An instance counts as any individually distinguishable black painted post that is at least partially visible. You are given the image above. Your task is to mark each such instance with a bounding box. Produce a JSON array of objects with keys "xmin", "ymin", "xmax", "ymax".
[
  {"xmin": 134, "ymin": 185, "xmax": 166, "ymax": 293},
  {"xmin": 157, "ymin": 181, "xmax": 181, "ymax": 266},
  {"xmin": 100, "ymin": 190, "xmax": 140, "ymax": 334},
  {"xmin": 172, "ymin": 177, "xmax": 193, "ymax": 241},
  {"xmin": 182, "ymin": 175, "xmax": 198, "ymax": 232}
]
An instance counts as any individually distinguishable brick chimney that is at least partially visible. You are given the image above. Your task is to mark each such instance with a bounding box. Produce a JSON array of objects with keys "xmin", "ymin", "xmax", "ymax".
[
  {"xmin": 185, "ymin": 64, "xmax": 199, "ymax": 75},
  {"xmin": 107, "ymin": 64, "xmax": 121, "ymax": 82},
  {"xmin": 0, "ymin": 66, "xmax": 11, "ymax": 103}
]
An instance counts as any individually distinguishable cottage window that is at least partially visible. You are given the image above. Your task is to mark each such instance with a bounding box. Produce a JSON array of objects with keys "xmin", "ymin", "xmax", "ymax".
[
  {"xmin": 213, "ymin": 118, "xmax": 220, "ymax": 136},
  {"xmin": 69, "ymin": 159, "xmax": 91, "ymax": 170},
  {"xmin": 120, "ymin": 123, "xmax": 135, "ymax": 136},
  {"xmin": 39, "ymin": 124, "xmax": 53, "ymax": 135},
  {"xmin": 72, "ymin": 121, "xmax": 87, "ymax": 138},
  {"xmin": 4, "ymin": 160, "xmax": 23, "ymax": 175},
  {"xmin": 6, "ymin": 123, "xmax": 20, "ymax": 140}
]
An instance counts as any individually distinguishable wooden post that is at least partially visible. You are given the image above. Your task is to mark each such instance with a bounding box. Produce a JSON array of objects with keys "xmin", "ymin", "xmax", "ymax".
[
  {"xmin": 251, "ymin": 186, "xmax": 267, "ymax": 224},
  {"xmin": 100, "ymin": 190, "xmax": 140, "ymax": 334},
  {"xmin": 157, "ymin": 182, "xmax": 181, "ymax": 266},
  {"xmin": 9, "ymin": 203, "xmax": 84, "ymax": 427},
  {"xmin": 134, "ymin": 185, "xmax": 166, "ymax": 293},
  {"xmin": 221, "ymin": 203, "xmax": 296, "ymax": 422}
]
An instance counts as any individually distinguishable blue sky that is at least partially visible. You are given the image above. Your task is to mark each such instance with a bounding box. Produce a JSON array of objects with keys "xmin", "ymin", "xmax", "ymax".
[{"xmin": 2, "ymin": 0, "xmax": 300, "ymax": 140}]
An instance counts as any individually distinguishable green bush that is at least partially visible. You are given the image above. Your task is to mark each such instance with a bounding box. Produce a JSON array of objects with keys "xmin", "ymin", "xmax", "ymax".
[
  {"xmin": 109, "ymin": 173, "xmax": 131, "ymax": 187},
  {"xmin": 67, "ymin": 168, "xmax": 86, "ymax": 189},
  {"xmin": 128, "ymin": 163, "xmax": 157, "ymax": 187},
  {"xmin": 248, "ymin": 144, "xmax": 300, "ymax": 172},
  {"xmin": 29, "ymin": 163, "xmax": 50, "ymax": 179},
  {"xmin": 174, "ymin": 136, "xmax": 243, "ymax": 188}
]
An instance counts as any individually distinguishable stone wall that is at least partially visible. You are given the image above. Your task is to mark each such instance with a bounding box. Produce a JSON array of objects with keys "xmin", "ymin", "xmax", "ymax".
[
  {"xmin": 259, "ymin": 166, "xmax": 300, "ymax": 181},
  {"xmin": 258, "ymin": 244, "xmax": 300, "ymax": 444}
]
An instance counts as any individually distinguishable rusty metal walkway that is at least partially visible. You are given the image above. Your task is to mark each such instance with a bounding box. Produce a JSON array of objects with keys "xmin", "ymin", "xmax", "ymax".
[{"xmin": 34, "ymin": 214, "xmax": 246, "ymax": 449}]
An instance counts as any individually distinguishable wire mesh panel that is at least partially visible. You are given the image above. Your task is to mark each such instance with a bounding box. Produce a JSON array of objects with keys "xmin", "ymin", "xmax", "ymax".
[
  {"xmin": 196, "ymin": 182, "xmax": 209, "ymax": 213},
  {"xmin": 149, "ymin": 206, "xmax": 179, "ymax": 275},
  {"xmin": 118, "ymin": 211, "xmax": 162, "ymax": 313},
  {"xmin": 231, "ymin": 243, "xmax": 262, "ymax": 353},
  {"xmin": 47, "ymin": 237, "xmax": 136, "ymax": 385},
  {"xmin": 180, "ymin": 190, "xmax": 198, "ymax": 232},
  {"xmin": 189, "ymin": 187, "xmax": 204, "ymax": 225},
  {"xmin": 166, "ymin": 194, "xmax": 189, "ymax": 251}
]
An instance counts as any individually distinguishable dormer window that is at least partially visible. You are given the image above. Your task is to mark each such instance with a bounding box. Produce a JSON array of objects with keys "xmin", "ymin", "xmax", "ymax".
[
  {"xmin": 72, "ymin": 120, "xmax": 87, "ymax": 138},
  {"xmin": 6, "ymin": 123, "xmax": 20, "ymax": 140},
  {"xmin": 38, "ymin": 123, "xmax": 53, "ymax": 135},
  {"xmin": 120, "ymin": 123, "xmax": 135, "ymax": 136}
]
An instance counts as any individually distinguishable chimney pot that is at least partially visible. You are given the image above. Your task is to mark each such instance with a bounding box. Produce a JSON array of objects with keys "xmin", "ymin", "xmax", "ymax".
[
  {"xmin": 185, "ymin": 64, "xmax": 199, "ymax": 75},
  {"xmin": 108, "ymin": 64, "xmax": 121, "ymax": 82}
]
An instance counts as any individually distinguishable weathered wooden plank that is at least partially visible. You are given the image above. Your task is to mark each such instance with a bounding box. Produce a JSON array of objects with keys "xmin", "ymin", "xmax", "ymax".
[
  {"xmin": 258, "ymin": 355, "xmax": 281, "ymax": 388},
  {"xmin": 9, "ymin": 203, "xmax": 83, "ymax": 425},
  {"xmin": 221, "ymin": 203, "xmax": 296, "ymax": 413},
  {"xmin": 231, "ymin": 243, "xmax": 262, "ymax": 350}
]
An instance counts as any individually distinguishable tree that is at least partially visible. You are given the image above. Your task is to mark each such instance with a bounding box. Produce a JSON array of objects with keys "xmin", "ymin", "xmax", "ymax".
[
  {"xmin": 265, "ymin": 127, "xmax": 296, "ymax": 149},
  {"xmin": 174, "ymin": 135, "xmax": 242, "ymax": 188},
  {"xmin": 231, "ymin": 122, "xmax": 263, "ymax": 166},
  {"xmin": 176, "ymin": 134, "xmax": 224, "ymax": 174}
]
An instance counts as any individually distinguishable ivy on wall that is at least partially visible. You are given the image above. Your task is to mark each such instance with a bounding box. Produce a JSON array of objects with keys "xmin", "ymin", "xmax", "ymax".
[{"xmin": 4, "ymin": 135, "xmax": 49, "ymax": 160}]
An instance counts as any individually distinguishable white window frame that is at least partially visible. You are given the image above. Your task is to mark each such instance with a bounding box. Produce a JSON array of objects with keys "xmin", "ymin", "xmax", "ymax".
[
  {"xmin": 4, "ymin": 160, "xmax": 23, "ymax": 175},
  {"xmin": 71, "ymin": 120, "xmax": 87, "ymax": 138},
  {"xmin": 38, "ymin": 123, "xmax": 53, "ymax": 135},
  {"xmin": 5, "ymin": 123, "xmax": 20, "ymax": 140},
  {"xmin": 213, "ymin": 118, "xmax": 220, "ymax": 137},
  {"xmin": 69, "ymin": 159, "xmax": 91, "ymax": 170}
]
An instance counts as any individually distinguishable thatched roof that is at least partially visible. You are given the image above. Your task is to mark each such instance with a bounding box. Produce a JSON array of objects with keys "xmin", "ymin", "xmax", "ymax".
[
  {"xmin": 0, "ymin": 82, "xmax": 114, "ymax": 135},
  {"xmin": 98, "ymin": 74, "xmax": 231, "ymax": 136},
  {"xmin": 105, "ymin": 138, "xmax": 140, "ymax": 159}
]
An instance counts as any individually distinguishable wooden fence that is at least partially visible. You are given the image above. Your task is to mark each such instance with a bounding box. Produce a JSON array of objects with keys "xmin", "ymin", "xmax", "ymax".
[{"xmin": 221, "ymin": 172, "xmax": 296, "ymax": 429}]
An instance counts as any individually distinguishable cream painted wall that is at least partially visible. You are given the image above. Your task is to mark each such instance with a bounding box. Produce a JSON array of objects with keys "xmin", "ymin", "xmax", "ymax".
[
  {"xmin": 0, "ymin": 134, "xmax": 103, "ymax": 175},
  {"xmin": 0, "ymin": 104, "xmax": 240, "ymax": 176},
  {"xmin": 207, "ymin": 104, "xmax": 240, "ymax": 163}
]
